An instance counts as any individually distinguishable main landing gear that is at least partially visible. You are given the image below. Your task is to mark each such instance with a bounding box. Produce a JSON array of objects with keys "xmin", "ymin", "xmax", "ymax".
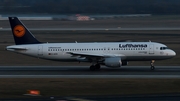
[
  {"xmin": 90, "ymin": 64, "xmax": 101, "ymax": 71},
  {"xmin": 150, "ymin": 60, "xmax": 155, "ymax": 70}
]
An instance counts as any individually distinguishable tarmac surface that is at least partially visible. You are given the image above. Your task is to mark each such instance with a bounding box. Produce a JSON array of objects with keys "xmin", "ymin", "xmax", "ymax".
[
  {"xmin": 1, "ymin": 66, "xmax": 180, "ymax": 101},
  {"xmin": 2, "ymin": 94, "xmax": 180, "ymax": 101},
  {"xmin": 1, "ymin": 27, "xmax": 180, "ymax": 31},
  {"xmin": 0, "ymin": 66, "xmax": 180, "ymax": 78}
]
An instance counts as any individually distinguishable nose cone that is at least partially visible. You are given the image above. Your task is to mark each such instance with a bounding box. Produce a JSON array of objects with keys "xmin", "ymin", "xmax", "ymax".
[
  {"xmin": 171, "ymin": 50, "xmax": 176, "ymax": 56},
  {"xmin": 170, "ymin": 50, "xmax": 176, "ymax": 57},
  {"xmin": 163, "ymin": 50, "xmax": 176, "ymax": 59}
]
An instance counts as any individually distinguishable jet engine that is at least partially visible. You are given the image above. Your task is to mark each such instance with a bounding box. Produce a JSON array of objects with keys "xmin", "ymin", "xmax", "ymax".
[{"xmin": 104, "ymin": 57, "xmax": 122, "ymax": 67}]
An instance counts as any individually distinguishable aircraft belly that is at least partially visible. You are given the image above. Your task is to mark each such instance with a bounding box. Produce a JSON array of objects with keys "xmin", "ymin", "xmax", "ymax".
[{"xmin": 126, "ymin": 55, "xmax": 173, "ymax": 61}]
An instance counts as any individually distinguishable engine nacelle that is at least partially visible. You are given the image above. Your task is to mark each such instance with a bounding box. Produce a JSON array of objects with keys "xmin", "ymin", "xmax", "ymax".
[{"xmin": 104, "ymin": 57, "xmax": 122, "ymax": 67}]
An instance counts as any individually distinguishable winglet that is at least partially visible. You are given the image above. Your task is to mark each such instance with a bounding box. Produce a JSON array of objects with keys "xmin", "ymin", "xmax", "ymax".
[{"xmin": 8, "ymin": 17, "xmax": 41, "ymax": 45}]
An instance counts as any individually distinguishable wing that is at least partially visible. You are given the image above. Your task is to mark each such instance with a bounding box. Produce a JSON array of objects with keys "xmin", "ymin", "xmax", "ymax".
[{"xmin": 67, "ymin": 52, "xmax": 125, "ymax": 62}]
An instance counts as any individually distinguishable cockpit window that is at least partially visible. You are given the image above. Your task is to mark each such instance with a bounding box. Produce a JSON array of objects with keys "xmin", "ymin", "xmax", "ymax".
[{"xmin": 160, "ymin": 47, "xmax": 169, "ymax": 50}]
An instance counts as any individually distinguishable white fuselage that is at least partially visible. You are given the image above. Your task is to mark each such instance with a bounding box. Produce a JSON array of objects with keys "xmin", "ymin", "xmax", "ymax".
[{"xmin": 6, "ymin": 42, "xmax": 176, "ymax": 62}]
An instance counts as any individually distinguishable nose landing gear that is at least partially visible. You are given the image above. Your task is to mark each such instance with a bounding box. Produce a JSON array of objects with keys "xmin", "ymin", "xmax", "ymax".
[{"xmin": 150, "ymin": 60, "xmax": 155, "ymax": 70}]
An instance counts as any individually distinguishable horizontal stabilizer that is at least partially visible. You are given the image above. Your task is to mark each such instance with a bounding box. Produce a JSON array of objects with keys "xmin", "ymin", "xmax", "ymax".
[{"xmin": 6, "ymin": 46, "xmax": 27, "ymax": 50}]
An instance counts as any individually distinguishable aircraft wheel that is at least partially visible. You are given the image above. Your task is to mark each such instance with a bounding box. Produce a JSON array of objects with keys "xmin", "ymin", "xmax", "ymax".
[
  {"xmin": 151, "ymin": 66, "xmax": 155, "ymax": 70},
  {"xmin": 90, "ymin": 65, "xmax": 96, "ymax": 71},
  {"xmin": 95, "ymin": 64, "xmax": 101, "ymax": 70}
]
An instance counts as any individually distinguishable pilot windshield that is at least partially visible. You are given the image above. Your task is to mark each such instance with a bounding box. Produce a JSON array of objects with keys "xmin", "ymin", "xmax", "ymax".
[{"xmin": 160, "ymin": 47, "xmax": 169, "ymax": 50}]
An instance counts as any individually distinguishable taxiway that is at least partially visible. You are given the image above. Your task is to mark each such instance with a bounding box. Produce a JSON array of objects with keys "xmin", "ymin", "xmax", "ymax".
[
  {"xmin": 1, "ymin": 27, "xmax": 180, "ymax": 31},
  {"xmin": 0, "ymin": 66, "xmax": 179, "ymax": 78}
]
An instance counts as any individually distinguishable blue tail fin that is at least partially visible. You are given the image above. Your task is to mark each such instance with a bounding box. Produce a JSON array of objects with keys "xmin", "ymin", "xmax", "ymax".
[{"xmin": 9, "ymin": 17, "xmax": 41, "ymax": 45}]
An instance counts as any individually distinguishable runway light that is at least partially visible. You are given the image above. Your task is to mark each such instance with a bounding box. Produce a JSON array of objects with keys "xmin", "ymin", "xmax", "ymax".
[{"xmin": 24, "ymin": 90, "xmax": 41, "ymax": 96}]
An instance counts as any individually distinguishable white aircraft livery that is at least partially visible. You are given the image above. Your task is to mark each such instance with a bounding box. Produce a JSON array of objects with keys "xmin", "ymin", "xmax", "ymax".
[{"xmin": 6, "ymin": 17, "xmax": 176, "ymax": 70}]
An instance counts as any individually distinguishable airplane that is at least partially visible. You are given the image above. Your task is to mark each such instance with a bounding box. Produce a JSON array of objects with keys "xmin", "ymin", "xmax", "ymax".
[{"xmin": 6, "ymin": 17, "xmax": 176, "ymax": 70}]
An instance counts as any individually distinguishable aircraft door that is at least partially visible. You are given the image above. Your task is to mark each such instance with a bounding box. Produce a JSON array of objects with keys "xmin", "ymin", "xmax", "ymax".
[
  {"xmin": 38, "ymin": 45, "xmax": 43, "ymax": 57},
  {"xmin": 149, "ymin": 44, "xmax": 154, "ymax": 54}
]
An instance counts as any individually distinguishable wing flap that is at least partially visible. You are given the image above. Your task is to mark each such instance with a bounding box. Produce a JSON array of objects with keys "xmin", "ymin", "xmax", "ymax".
[{"xmin": 67, "ymin": 52, "xmax": 103, "ymax": 57}]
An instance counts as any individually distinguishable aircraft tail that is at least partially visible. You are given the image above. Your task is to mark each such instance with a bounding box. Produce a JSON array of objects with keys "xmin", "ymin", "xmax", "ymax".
[{"xmin": 8, "ymin": 17, "xmax": 41, "ymax": 45}]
